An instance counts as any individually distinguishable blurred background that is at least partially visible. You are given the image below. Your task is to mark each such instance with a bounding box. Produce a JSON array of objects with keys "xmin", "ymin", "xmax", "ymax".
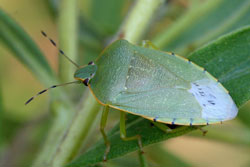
[{"xmin": 0, "ymin": 0, "xmax": 250, "ymax": 167}]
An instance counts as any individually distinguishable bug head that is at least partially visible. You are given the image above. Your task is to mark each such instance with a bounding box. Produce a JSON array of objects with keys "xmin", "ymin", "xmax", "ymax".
[
  {"xmin": 74, "ymin": 61, "xmax": 97, "ymax": 86},
  {"xmin": 25, "ymin": 32, "xmax": 96, "ymax": 105}
]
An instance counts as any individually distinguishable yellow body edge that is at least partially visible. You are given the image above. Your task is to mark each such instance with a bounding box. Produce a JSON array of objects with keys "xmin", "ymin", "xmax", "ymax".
[
  {"xmin": 165, "ymin": 51, "xmax": 229, "ymax": 94},
  {"xmin": 87, "ymin": 83, "xmax": 225, "ymax": 126}
]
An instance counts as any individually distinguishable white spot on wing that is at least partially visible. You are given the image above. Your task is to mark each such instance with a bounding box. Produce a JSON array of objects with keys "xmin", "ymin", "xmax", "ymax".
[{"xmin": 188, "ymin": 79, "xmax": 238, "ymax": 121}]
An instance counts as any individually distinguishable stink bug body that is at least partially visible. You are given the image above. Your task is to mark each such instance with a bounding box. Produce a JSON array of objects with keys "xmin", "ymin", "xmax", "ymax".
[
  {"xmin": 86, "ymin": 40, "xmax": 237, "ymax": 125},
  {"xmin": 26, "ymin": 33, "xmax": 238, "ymax": 161}
]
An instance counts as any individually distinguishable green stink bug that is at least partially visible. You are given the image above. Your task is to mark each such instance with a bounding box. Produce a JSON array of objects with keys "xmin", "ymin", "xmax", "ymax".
[{"xmin": 26, "ymin": 31, "xmax": 238, "ymax": 161}]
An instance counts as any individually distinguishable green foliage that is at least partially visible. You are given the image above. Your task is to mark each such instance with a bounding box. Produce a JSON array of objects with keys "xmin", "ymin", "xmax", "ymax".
[
  {"xmin": 238, "ymin": 102, "xmax": 250, "ymax": 129},
  {"xmin": 145, "ymin": 144, "xmax": 191, "ymax": 167},
  {"xmin": 0, "ymin": 9, "xmax": 55, "ymax": 86},
  {"xmin": 0, "ymin": 8, "xmax": 71, "ymax": 108},
  {"xmin": 67, "ymin": 116, "xmax": 195, "ymax": 167},
  {"xmin": 153, "ymin": 0, "xmax": 250, "ymax": 55},
  {"xmin": 89, "ymin": 0, "xmax": 127, "ymax": 36},
  {"xmin": 0, "ymin": 86, "xmax": 3, "ymax": 146}
]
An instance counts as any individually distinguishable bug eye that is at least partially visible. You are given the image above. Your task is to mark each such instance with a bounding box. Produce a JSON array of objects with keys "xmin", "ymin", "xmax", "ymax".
[
  {"xmin": 88, "ymin": 61, "xmax": 94, "ymax": 65},
  {"xmin": 83, "ymin": 78, "xmax": 89, "ymax": 86}
]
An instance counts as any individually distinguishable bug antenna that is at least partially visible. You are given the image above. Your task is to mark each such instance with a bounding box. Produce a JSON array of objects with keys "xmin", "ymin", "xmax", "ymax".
[
  {"xmin": 41, "ymin": 30, "xmax": 80, "ymax": 68},
  {"xmin": 25, "ymin": 81, "xmax": 81, "ymax": 105}
]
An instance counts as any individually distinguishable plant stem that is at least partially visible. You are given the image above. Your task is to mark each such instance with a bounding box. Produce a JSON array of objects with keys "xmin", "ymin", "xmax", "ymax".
[
  {"xmin": 58, "ymin": 0, "xmax": 78, "ymax": 82},
  {"xmin": 32, "ymin": 0, "xmax": 78, "ymax": 166},
  {"xmin": 152, "ymin": 0, "xmax": 222, "ymax": 49},
  {"xmin": 51, "ymin": 91, "xmax": 100, "ymax": 166},
  {"xmin": 32, "ymin": 102, "xmax": 74, "ymax": 167},
  {"xmin": 0, "ymin": 84, "xmax": 3, "ymax": 147},
  {"xmin": 119, "ymin": 0, "xmax": 164, "ymax": 43}
]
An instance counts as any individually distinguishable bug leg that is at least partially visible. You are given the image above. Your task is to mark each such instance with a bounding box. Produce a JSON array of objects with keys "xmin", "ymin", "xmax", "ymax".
[
  {"xmin": 195, "ymin": 126, "xmax": 208, "ymax": 136},
  {"xmin": 120, "ymin": 111, "xmax": 144, "ymax": 154},
  {"xmin": 100, "ymin": 105, "xmax": 110, "ymax": 161},
  {"xmin": 151, "ymin": 121, "xmax": 172, "ymax": 133},
  {"xmin": 141, "ymin": 40, "xmax": 159, "ymax": 50}
]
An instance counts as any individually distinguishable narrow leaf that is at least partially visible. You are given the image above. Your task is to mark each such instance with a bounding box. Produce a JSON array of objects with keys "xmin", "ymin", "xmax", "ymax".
[
  {"xmin": 67, "ymin": 117, "xmax": 195, "ymax": 167},
  {"xmin": 89, "ymin": 0, "xmax": 127, "ymax": 36},
  {"xmin": 153, "ymin": 0, "xmax": 250, "ymax": 55},
  {"xmin": 0, "ymin": 9, "xmax": 55, "ymax": 86},
  {"xmin": 0, "ymin": 84, "xmax": 3, "ymax": 146},
  {"xmin": 145, "ymin": 144, "xmax": 191, "ymax": 167}
]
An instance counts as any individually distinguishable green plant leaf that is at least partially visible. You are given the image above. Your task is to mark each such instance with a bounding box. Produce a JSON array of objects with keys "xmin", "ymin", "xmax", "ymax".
[
  {"xmin": 237, "ymin": 102, "xmax": 250, "ymax": 128},
  {"xmin": 0, "ymin": 8, "xmax": 72, "ymax": 112},
  {"xmin": 88, "ymin": 0, "xmax": 127, "ymax": 37},
  {"xmin": 67, "ymin": 116, "xmax": 195, "ymax": 167},
  {"xmin": 0, "ymin": 85, "xmax": 3, "ymax": 146},
  {"xmin": 153, "ymin": 0, "xmax": 250, "ymax": 55},
  {"xmin": 145, "ymin": 144, "xmax": 191, "ymax": 167},
  {"xmin": 47, "ymin": 0, "xmax": 60, "ymax": 17},
  {"xmin": 0, "ymin": 8, "xmax": 55, "ymax": 86},
  {"xmin": 66, "ymin": 26, "xmax": 250, "ymax": 167}
]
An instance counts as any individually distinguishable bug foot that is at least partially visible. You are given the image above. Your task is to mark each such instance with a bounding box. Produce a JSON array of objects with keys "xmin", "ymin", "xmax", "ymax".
[
  {"xmin": 201, "ymin": 129, "xmax": 208, "ymax": 136},
  {"xmin": 141, "ymin": 40, "xmax": 159, "ymax": 49},
  {"xmin": 102, "ymin": 141, "xmax": 110, "ymax": 162},
  {"xmin": 196, "ymin": 127, "xmax": 208, "ymax": 136}
]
